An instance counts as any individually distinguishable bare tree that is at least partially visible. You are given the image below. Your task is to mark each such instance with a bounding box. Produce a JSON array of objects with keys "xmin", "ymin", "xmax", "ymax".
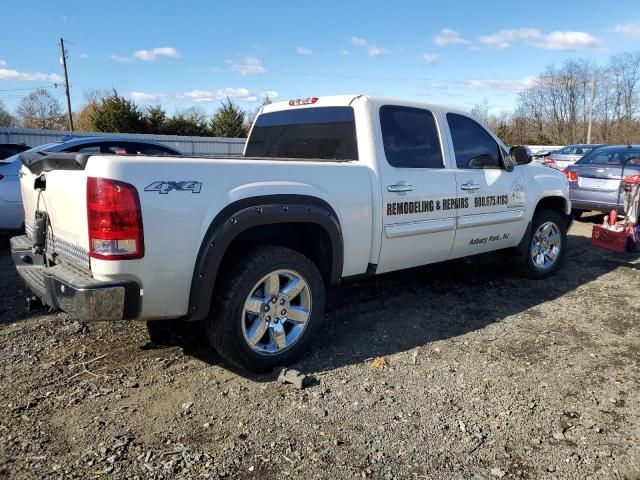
[
  {"xmin": 470, "ymin": 98, "xmax": 491, "ymax": 125},
  {"xmin": 17, "ymin": 88, "xmax": 64, "ymax": 130},
  {"xmin": 0, "ymin": 100, "xmax": 16, "ymax": 127},
  {"xmin": 608, "ymin": 51, "xmax": 640, "ymax": 143}
]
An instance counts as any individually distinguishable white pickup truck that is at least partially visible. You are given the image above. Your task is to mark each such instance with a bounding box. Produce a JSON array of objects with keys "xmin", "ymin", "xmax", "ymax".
[{"xmin": 11, "ymin": 95, "xmax": 571, "ymax": 371}]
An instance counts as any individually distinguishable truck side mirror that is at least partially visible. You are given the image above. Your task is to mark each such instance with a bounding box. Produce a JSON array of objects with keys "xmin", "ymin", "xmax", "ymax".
[{"xmin": 510, "ymin": 146, "xmax": 531, "ymax": 166}]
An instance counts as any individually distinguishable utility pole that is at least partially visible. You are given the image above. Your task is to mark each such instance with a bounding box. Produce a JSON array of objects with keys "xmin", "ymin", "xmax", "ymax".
[
  {"xmin": 59, "ymin": 37, "xmax": 74, "ymax": 131},
  {"xmin": 586, "ymin": 70, "xmax": 596, "ymax": 144}
]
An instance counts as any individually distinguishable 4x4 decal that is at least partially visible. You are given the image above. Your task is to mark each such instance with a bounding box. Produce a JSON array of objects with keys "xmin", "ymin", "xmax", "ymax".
[{"xmin": 144, "ymin": 181, "xmax": 202, "ymax": 194}]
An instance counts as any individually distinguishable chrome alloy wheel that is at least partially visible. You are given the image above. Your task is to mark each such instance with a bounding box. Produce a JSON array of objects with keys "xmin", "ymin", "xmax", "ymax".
[
  {"xmin": 530, "ymin": 221, "xmax": 561, "ymax": 271},
  {"xmin": 241, "ymin": 269, "xmax": 312, "ymax": 354}
]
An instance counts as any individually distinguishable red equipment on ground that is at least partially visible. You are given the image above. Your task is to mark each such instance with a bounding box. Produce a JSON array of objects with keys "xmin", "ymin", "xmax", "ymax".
[{"xmin": 591, "ymin": 159, "xmax": 640, "ymax": 252}]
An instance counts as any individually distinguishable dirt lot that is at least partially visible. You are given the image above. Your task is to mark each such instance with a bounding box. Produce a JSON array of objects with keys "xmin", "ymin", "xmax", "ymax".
[{"xmin": 0, "ymin": 216, "xmax": 639, "ymax": 480}]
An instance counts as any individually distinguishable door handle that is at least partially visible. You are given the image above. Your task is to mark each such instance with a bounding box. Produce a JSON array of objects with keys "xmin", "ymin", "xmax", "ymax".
[
  {"xmin": 461, "ymin": 182, "xmax": 480, "ymax": 191},
  {"xmin": 387, "ymin": 184, "xmax": 414, "ymax": 193}
]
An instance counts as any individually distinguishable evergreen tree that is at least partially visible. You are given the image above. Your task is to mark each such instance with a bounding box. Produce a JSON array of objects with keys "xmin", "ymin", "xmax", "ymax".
[
  {"xmin": 90, "ymin": 90, "xmax": 146, "ymax": 133},
  {"xmin": 144, "ymin": 105, "xmax": 167, "ymax": 133},
  {"xmin": 210, "ymin": 97, "xmax": 248, "ymax": 138}
]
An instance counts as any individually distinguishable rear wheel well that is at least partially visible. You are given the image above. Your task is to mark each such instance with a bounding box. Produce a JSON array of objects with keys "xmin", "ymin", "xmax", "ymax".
[{"xmin": 217, "ymin": 222, "xmax": 333, "ymax": 288}]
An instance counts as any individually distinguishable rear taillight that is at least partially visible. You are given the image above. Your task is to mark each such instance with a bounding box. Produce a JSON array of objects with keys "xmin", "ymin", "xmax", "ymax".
[
  {"xmin": 87, "ymin": 177, "xmax": 144, "ymax": 260},
  {"xmin": 562, "ymin": 169, "xmax": 578, "ymax": 182},
  {"xmin": 543, "ymin": 157, "xmax": 556, "ymax": 166}
]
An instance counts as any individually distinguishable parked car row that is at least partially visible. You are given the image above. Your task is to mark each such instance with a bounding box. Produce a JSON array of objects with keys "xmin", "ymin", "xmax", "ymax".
[
  {"xmin": 0, "ymin": 137, "xmax": 182, "ymax": 231},
  {"xmin": 527, "ymin": 142, "xmax": 640, "ymax": 218},
  {"xmin": 542, "ymin": 144, "xmax": 607, "ymax": 170}
]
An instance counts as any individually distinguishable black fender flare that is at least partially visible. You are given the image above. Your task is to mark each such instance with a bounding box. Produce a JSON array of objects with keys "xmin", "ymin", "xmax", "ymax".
[{"xmin": 187, "ymin": 194, "xmax": 343, "ymax": 321}]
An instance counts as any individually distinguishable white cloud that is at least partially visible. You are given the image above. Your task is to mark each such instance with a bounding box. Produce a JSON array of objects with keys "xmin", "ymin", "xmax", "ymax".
[
  {"xmin": 0, "ymin": 59, "xmax": 6, "ymax": 67},
  {"xmin": 296, "ymin": 46, "xmax": 313, "ymax": 55},
  {"xmin": 535, "ymin": 31, "xmax": 601, "ymax": 50},
  {"xmin": 479, "ymin": 28, "xmax": 540, "ymax": 48},
  {"xmin": 479, "ymin": 28, "xmax": 602, "ymax": 50},
  {"xmin": 79, "ymin": 53, "xmax": 89, "ymax": 59},
  {"xmin": 133, "ymin": 47, "xmax": 181, "ymax": 62},
  {"xmin": 433, "ymin": 28, "xmax": 469, "ymax": 46},
  {"xmin": 340, "ymin": 49, "xmax": 350, "ymax": 56},
  {"xmin": 351, "ymin": 36, "xmax": 387, "ymax": 57},
  {"xmin": 180, "ymin": 89, "xmax": 216, "ymax": 103},
  {"xmin": 457, "ymin": 77, "xmax": 534, "ymax": 93},
  {"xmin": 228, "ymin": 56, "xmax": 266, "ymax": 75},
  {"xmin": 0, "ymin": 68, "xmax": 63, "ymax": 83},
  {"xmin": 217, "ymin": 87, "xmax": 252, "ymax": 98},
  {"xmin": 109, "ymin": 54, "xmax": 132, "ymax": 63},
  {"xmin": 430, "ymin": 82, "xmax": 448, "ymax": 89},
  {"xmin": 422, "ymin": 52, "xmax": 439, "ymax": 64},
  {"xmin": 613, "ymin": 21, "xmax": 640, "ymax": 38},
  {"xmin": 178, "ymin": 87, "xmax": 262, "ymax": 103},
  {"xmin": 128, "ymin": 87, "xmax": 276, "ymax": 105},
  {"xmin": 130, "ymin": 91, "xmax": 167, "ymax": 103}
]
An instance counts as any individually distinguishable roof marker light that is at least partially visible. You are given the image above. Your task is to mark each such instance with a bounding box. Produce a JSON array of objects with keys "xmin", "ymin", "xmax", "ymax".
[{"xmin": 288, "ymin": 97, "xmax": 319, "ymax": 106}]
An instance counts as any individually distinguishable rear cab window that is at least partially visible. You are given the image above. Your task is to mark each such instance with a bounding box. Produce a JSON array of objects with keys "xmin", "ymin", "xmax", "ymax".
[{"xmin": 245, "ymin": 107, "xmax": 358, "ymax": 160}]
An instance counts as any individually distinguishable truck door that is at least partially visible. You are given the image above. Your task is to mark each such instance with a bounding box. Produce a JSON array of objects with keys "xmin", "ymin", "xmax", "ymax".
[
  {"xmin": 444, "ymin": 112, "xmax": 527, "ymax": 259},
  {"xmin": 376, "ymin": 105, "xmax": 459, "ymax": 274}
]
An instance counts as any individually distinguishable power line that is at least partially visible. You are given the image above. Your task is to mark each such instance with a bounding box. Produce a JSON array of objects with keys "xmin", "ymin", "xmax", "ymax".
[{"xmin": 0, "ymin": 85, "xmax": 60, "ymax": 92}]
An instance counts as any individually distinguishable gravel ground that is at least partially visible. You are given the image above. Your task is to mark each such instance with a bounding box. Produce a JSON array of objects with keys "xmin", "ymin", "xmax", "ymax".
[{"xmin": 0, "ymin": 216, "xmax": 639, "ymax": 480}]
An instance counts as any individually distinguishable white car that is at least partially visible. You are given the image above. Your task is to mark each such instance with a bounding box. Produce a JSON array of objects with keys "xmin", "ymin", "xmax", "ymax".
[
  {"xmin": 0, "ymin": 137, "xmax": 182, "ymax": 231},
  {"xmin": 11, "ymin": 95, "xmax": 571, "ymax": 371},
  {"xmin": 0, "ymin": 155, "xmax": 25, "ymax": 231}
]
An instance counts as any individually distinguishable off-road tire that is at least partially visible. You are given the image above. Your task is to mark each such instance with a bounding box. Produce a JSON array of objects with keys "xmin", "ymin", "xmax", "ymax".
[
  {"xmin": 208, "ymin": 246, "xmax": 325, "ymax": 372},
  {"xmin": 523, "ymin": 209, "xmax": 567, "ymax": 279}
]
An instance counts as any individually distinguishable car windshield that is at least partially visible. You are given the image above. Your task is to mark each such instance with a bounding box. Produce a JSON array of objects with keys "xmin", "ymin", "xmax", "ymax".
[
  {"xmin": 576, "ymin": 148, "xmax": 640, "ymax": 166},
  {"xmin": 0, "ymin": 142, "xmax": 62, "ymax": 164}
]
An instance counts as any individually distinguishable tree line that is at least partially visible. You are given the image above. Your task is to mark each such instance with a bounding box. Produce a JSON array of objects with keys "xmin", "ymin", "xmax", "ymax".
[
  {"xmin": 0, "ymin": 89, "xmax": 270, "ymax": 138},
  {"xmin": 471, "ymin": 50, "xmax": 640, "ymax": 146}
]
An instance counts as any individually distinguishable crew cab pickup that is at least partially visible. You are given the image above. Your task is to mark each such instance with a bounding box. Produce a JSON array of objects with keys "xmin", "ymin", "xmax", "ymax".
[{"xmin": 11, "ymin": 95, "xmax": 571, "ymax": 371}]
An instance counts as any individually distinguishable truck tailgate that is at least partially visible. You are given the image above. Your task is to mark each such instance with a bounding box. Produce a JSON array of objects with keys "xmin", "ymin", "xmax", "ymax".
[{"xmin": 21, "ymin": 166, "xmax": 90, "ymax": 269}]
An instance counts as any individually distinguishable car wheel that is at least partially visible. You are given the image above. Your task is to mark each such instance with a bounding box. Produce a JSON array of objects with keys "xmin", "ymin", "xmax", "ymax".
[
  {"xmin": 208, "ymin": 246, "xmax": 325, "ymax": 372},
  {"xmin": 523, "ymin": 209, "xmax": 567, "ymax": 279}
]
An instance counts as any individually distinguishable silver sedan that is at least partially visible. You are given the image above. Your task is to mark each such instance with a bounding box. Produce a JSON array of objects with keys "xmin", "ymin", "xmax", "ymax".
[{"xmin": 564, "ymin": 145, "xmax": 640, "ymax": 217}]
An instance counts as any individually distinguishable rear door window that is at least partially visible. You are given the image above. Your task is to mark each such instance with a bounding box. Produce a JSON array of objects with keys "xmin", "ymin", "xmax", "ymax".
[
  {"xmin": 245, "ymin": 106, "xmax": 358, "ymax": 160},
  {"xmin": 379, "ymin": 106, "xmax": 443, "ymax": 168}
]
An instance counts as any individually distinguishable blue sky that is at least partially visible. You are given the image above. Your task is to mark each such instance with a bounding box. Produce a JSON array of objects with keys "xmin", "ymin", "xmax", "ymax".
[{"xmin": 1, "ymin": 0, "xmax": 640, "ymax": 116}]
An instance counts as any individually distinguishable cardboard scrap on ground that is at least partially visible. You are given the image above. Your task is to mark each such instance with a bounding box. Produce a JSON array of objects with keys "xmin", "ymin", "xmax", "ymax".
[{"xmin": 371, "ymin": 357, "xmax": 387, "ymax": 371}]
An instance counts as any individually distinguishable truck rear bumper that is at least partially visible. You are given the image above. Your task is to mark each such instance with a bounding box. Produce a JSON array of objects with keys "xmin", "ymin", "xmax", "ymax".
[{"xmin": 10, "ymin": 235, "xmax": 141, "ymax": 321}]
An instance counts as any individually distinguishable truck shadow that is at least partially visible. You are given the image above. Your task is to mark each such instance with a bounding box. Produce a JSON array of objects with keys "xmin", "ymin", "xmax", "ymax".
[
  {"xmin": 2, "ymin": 219, "xmax": 636, "ymax": 380},
  {"xmin": 296, "ymin": 227, "xmax": 636, "ymax": 374},
  {"xmin": 176, "ymin": 215, "xmax": 638, "ymax": 380}
]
